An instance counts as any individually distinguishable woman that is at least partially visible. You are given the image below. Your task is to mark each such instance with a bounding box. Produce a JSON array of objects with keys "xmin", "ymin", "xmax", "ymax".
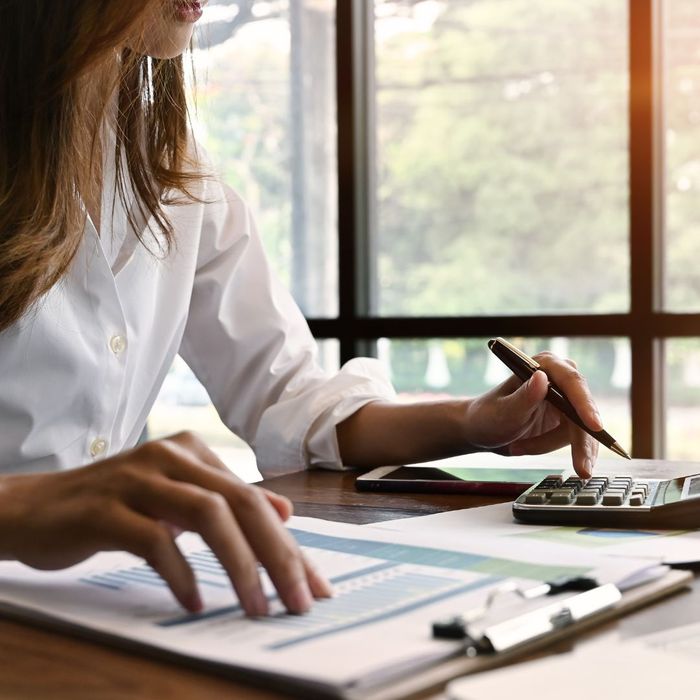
[{"xmin": 0, "ymin": 0, "xmax": 602, "ymax": 617}]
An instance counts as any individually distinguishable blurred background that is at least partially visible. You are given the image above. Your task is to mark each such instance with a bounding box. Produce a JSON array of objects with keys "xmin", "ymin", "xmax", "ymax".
[{"xmin": 146, "ymin": 1, "xmax": 700, "ymax": 480}]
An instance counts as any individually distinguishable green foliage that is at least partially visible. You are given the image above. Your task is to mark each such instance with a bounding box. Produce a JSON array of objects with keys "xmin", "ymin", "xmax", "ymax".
[{"xmin": 375, "ymin": 0, "xmax": 629, "ymax": 316}]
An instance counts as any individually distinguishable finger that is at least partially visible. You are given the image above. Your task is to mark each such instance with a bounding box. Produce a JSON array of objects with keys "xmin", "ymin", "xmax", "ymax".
[
  {"xmin": 145, "ymin": 442, "xmax": 326, "ymax": 614},
  {"xmin": 509, "ymin": 422, "xmax": 570, "ymax": 456},
  {"xmin": 127, "ymin": 477, "xmax": 268, "ymax": 617},
  {"xmin": 164, "ymin": 432, "xmax": 234, "ymax": 474},
  {"xmin": 497, "ymin": 371, "xmax": 549, "ymax": 432},
  {"xmin": 260, "ymin": 488, "xmax": 294, "ymax": 521},
  {"xmin": 302, "ymin": 553, "xmax": 334, "ymax": 599},
  {"xmin": 534, "ymin": 353, "xmax": 603, "ymax": 432},
  {"xmin": 174, "ymin": 439, "xmax": 289, "ymax": 518},
  {"xmin": 228, "ymin": 486, "xmax": 317, "ymax": 614},
  {"xmin": 163, "ymin": 521, "xmax": 184, "ymax": 538},
  {"xmin": 512, "ymin": 422, "xmax": 598, "ymax": 479},
  {"xmin": 567, "ymin": 419, "xmax": 599, "ymax": 479},
  {"xmin": 104, "ymin": 504, "xmax": 201, "ymax": 612}
]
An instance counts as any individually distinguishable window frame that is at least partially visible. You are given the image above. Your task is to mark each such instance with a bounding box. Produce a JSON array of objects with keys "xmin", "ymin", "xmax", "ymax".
[{"xmin": 306, "ymin": 0, "xmax": 700, "ymax": 459}]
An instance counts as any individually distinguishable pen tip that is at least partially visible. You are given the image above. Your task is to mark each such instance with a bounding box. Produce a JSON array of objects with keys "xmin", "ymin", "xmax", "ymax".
[{"xmin": 609, "ymin": 442, "xmax": 632, "ymax": 460}]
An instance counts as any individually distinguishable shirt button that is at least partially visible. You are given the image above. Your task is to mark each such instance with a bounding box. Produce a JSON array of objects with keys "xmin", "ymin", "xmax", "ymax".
[
  {"xmin": 90, "ymin": 438, "xmax": 108, "ymax": 458},
  {"xmin": 109, "ymin": 334, "xmax": 127, "ymax": 355}
]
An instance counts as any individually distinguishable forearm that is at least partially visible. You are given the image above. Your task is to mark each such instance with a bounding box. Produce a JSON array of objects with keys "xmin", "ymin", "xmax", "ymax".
[{"xmin": 336, "ymin": 399, "xmax": 480, "ymax": 467}]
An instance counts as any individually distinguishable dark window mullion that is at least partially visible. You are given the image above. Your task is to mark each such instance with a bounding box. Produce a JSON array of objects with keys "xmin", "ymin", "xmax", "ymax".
[
  {"xmin": 308, "ymin": 313, "xmax": 700, "ymax": 340},
  {"xmin": 336, "ymin": 0, "xmax": 358, "ymax": 363},
  {"xmin": 336, "ymin": 0, "xmax": 375, "ymax": 363},
  {"xmin": 629, "ymin": 0, "xmax": 664, "ymax": 458}
]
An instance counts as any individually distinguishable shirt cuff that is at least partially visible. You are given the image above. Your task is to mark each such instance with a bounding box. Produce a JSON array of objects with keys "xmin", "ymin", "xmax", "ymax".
[
  {"xmin": 253, "ymin": 357, "xmax": 396, "ymax": 471},
  {"xmin": 305, "ymin": 358, "xmax": 396, "ymax": 470}
]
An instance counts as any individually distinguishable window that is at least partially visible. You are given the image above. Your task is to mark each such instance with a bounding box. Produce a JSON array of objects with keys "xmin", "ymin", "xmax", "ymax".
[{"xmin": 149, "ymin": 0, "xmax": 700, "ymax": 463}]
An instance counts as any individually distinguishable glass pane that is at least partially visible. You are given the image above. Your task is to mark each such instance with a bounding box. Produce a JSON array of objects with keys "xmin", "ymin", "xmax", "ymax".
[
  {"xmin": 147, "ymin": 340, "xmax": 340, "ymax": 482},
  {"xmin": 193, "ymin": 0, "xmax": 338, "ymax": 317},
  {"xmin": 378, "ymin": 337, "xmax": 631, "ymax": 455},
  {"xmin": 665, "ymin": 339, "xmax": 700, "ymax": 459},
  {"xmin": 373, "ymin": 1, "xmax": 629, "ymax": 316},
  {"xmin": 664, "ymin": 2, "xmax": 700, "ymax": 311}
]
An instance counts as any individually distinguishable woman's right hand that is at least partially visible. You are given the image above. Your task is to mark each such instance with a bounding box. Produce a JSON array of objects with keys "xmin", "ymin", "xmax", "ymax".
[{"xmin": 0, "ymin": 432, "xmax": 332, "ymax": 615}]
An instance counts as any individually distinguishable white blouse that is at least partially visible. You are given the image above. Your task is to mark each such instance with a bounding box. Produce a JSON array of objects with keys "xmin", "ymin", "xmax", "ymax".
[{"xmin": 0, "ymin": 148, "xmax": 394, "ymax": 474}]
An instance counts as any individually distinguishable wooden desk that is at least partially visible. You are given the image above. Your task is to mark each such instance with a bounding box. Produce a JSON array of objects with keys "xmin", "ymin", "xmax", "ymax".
[{"xmin": 2, "ymin": 462, "xmax": 699, "ymax": 699}]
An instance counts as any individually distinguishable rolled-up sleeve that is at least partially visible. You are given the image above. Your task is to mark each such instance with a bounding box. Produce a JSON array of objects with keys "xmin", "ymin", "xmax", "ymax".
[{"xmin": 179, "ymin": 179, "xmax": 395, "ymax": 472}]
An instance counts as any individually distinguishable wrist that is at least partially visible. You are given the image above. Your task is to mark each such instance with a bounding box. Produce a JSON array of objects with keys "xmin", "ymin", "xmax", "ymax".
[
  {"xmin": 449, "ymin": 398, "xmax": 486, "ymax": 454},
  {"xmin": 461, "ymin": 393, "xmax": 507, "ymax": 452},
  {"xmin": 459, "ymin": 396, "xmax": 483, "ymax": 449}
]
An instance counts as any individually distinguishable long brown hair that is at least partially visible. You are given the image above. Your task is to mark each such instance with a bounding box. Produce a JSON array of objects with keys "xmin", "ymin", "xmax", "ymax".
[{"xmin": 0, "ymin": 0, "xmax": 201, "ymax": 332}]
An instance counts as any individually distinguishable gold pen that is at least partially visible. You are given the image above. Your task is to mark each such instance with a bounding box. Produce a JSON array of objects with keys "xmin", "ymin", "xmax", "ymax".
[{"xmin": 488, "ymin": 337, "xmax": 631, "ymax": 460}]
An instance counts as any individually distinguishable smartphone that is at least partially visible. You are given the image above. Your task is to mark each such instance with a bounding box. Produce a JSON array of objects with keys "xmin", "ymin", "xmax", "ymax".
[{"xmin": 355, "ymin": 465, "xmax": 561, "ymax": 497}]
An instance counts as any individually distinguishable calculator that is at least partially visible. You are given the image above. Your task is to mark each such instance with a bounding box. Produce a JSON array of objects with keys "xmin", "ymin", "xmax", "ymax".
[{"xmin": 513, "ymin": 473, "xmax": 700, "ymax": 529}]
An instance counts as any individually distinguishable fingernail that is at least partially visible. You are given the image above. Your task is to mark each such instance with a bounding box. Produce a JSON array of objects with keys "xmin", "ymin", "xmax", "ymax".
[
  {"xmin": 317, "ymin": 576, "xmax": 334, "ymax": 599},
  {"xmin": 288, "ymin": 581, "xmax": 314, "ymax": 614},
  {"xmin": 305, "ymin": 559, "xmax": 334, "ymax": 598}
]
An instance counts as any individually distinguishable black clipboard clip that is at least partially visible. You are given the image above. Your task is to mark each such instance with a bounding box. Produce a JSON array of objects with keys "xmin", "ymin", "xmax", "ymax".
[{"xmin": 432, "ymin": 581, "xmax": 621, "ymax": 655}]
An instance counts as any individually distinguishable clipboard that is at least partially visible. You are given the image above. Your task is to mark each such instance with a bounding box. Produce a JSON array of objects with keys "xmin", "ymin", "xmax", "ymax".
[
  {"xmin": 350, "ymin": 567, "xmax": 692, "ymax": 700},
  {"xmin": 443, "ymin": 582, "xmax": 623, "ymax": 655}
]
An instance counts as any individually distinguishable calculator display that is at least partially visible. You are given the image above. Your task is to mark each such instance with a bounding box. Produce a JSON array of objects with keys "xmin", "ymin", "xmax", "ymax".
[
  {"xmin": 686, "ymin": 476, "xmax": 700, "ymax": 497},
  {"xmin": 653, "ymin": 478, "xmax": 685, "ymax": 505}
]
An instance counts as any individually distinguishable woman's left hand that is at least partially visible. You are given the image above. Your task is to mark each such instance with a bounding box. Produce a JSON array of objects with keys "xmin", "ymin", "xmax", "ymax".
[{"xmin": 463, "ymin": 352, "xmax": 603, "ymax": 478}]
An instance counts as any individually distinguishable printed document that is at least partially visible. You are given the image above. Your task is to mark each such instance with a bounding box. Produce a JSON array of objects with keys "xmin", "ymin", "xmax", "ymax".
[
  {"xmin": 375, "ymin": 501, "xmax": 700, "ymax": 564},
  {"xmin": 0, "ymin": 516, "xmax": 658, "ymax": 697}
]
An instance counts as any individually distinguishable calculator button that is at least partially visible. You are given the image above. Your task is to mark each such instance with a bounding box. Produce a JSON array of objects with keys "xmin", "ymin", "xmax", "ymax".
[
  {"xmin": 629, "ymin": 494, "xmax": 645, "ymax": 506},
  {"xmin": 525, "ymin": 492, "xmax": 549, "ymax": 504},
  {"xmin": 549, "ymin": 490, "xmax": 576, "ymax": 504},
  {"xmin": 562, "ymin": 479, "xmax": 584, "ymax": 493},
  {"xmin": 605, "ymin": 487, "xmax": 627, "ymax": 496},
  {"xmin": 602, "ymin": 492, "xmax": 625, "ymax": 506},
  {"xmin": 576, "ymin": 492, "xmax": 600, "ymax": 505},
  {"xmin": 537, "ymin": 477, "xmax": 563, "ymax": 491}
]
